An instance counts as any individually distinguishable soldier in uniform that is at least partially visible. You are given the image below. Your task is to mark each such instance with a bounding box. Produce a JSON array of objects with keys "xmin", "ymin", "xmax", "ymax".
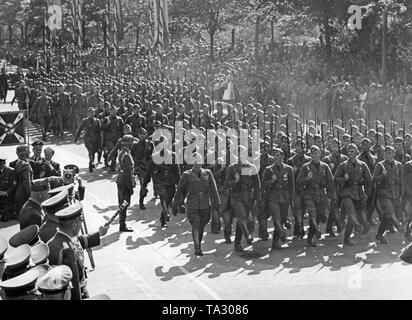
[
  {"xmin": 71, "ymin": 84, "xmax": 88, "ymax": 135},
  {"xmin": 19, "ymin": 178, "xmax": 50, "ymax": 230},
  {"xmin": 262, "ymin": 148, "xmax": 295, "ymax": 250},
  {"xmin": 10, "ymin": 146, "xmax": 33, "ymax": 217},
  {"xmin": 74, "ymin": 107, "xmax": 101, "ymax": 173},
  {"xmin": 0, "ymin": 153, "xmax": 17, "ymax": 222},
  {"xmin": 225, "ymin": 156, "xmax": 260, "ymax": 252},
  {"xmin": 37, "ymin": 265, "xmax": 73, "ymax": 300},
  {"xmin": 125, "ymin": 104, "xmax": 146, "ymax": 137},
  {"xmin": 32, "ymin": 87, "xmax": 52, "ymax": 141},
  {"xmin": 394, "ymin": 137, "xmax": 411, "ymax": 163},
  {"xmin": 40, "ymin": 147, "xmax": 61, "ymax": 179},
  {"xmin": 101, "ymin": 105, "xmax": 124, "ymax": 171},
  {"xmin": 47, "ymin": 202, "xmax": 101, "ymax": 300},
  {"xmin": 296, "ymin": 145, "xmax": 335, "ymax": 247},
  {"xmin": 115, "ymin": 135, "xmax": 135, "ymax": 232},
  {"xmin": 39, "ymin": 189, "xmax": 70, "ymax": 243},
  {"xmin": 323, "ymin": 138, "xmax": 348, "ymax": 237},
  {"xmin": 372, "ymin": 146, "xmax": 405, "ymax": 244},
  {"xmin": 144, "ymin": 139, "xmax": 180, "ymax": 228},
  {"xmin": 287, "ymin": 139, "xmax": 311, "ymax": 238},
  {"xmin": 51, "ymin": 83, "xmax": 71, "ymax": 138},
  {"xmin": 29, "ymin": 140, "xmax": 44, "ymax": 180},
  {"xmin": 358, "ymin": 138, "xmax": 378, "ymax": 225},
  {"xmin": 334, "ymin": 144, "xmax": 372, "ymax": 245},
  {"xmin": 173, "ymin": 155, "xmax": 221, "ymax": 256},
  {"xmin": 0, "ymin": 67, "xmax": 9, "ymax": 103},
  {"xmin": 133, "ymin": 128, "xmax": 154, "ymax": 210}
]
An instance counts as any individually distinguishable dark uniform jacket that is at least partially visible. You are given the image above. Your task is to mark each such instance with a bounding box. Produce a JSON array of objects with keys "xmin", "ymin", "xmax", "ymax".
[
  {"xmin": 357, "ymin": 151, "xmax": 376, "ymax": 173},
  {"xmin": 116, "ymin": 149, "xmax": 135, "ymax": 190},
  {"xmin": 262, "ymin": 162, "xmax": 295, "ymax": 203},
  {"xmin": 33, "ymin": 96, "xmax": 52, "ymax": 118},
  {"xmin": 71, "ymin": 93, "xmax": 88, "ymax": 118},
  {"xmin": 334, "ymin": 158, "xmax": 372, "ymax": 201},
  {"xmin": 287, "ymin": 152, "xmax": 311, "ymax": 180},
  {"xmin": 13, "ymin": 159, "xmax": 32, "ymax": 203},
  {"xmin": 296, "ymin": 160, "xmax": 334, "ymax": 202},
  {"xmin": 225, "ymin": 163, "xmax": 261, "ymax": 202},
  {"xmin": 101, "ymin": 115, "xmax": 123, "ymax": 142},
  {"xmin": 47, "ymin": 231, "xmax": 100, "ymax": 300},
  {"xmin": 0, "ymin": 166, "xmax": 17, "ymax": 215},
  {"xmin": 75, "ymin": 117, "xmax": 101, "ymax": 143},
  {"xmin": 403, "ymin": 160, "xmax": 412, "ymax": 200},
  {"xmin": 19, "ymin": 198, "xmax": 44, "ymax": 230},
  {"xmin": 324, "ymin": 153, "xmax": 349, "ymax": 176},
  {"xmin": 52, "ymin": 92, "xmax": 71, "ymax": 115},
  {"xmin": 174, "ymin": 168, "xmax": 220, "ymax": 210},
  {"xmin": 372, "ymin": 159, "xmax": 404, "ymax": 200}
]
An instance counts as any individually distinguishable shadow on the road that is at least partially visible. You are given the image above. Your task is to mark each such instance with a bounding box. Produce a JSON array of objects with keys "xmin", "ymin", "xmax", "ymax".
[{"xmin": 0, "ymin": 220, "xmax": 19, "ymax": 229}]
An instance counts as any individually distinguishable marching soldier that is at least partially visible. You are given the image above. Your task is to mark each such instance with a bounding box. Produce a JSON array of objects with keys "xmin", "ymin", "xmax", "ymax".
[
  {"xmin": 334, "ymin": 144, "xmax": 372, "ymax": 246},
  {"xmin": 287, "ymin": 139, "xmax": 311, "ymax": 238},
  {"xmin": 51, "ymin": 83, "xmax": 71, "ymax": 138},
  {"xmin": 115, "ymin": 135, "xmax": 135, "ymax": 232},
  {"xmin": 225, "ymin": 154, "xmax": 260, "ymax": 252},
  {"xmin": 372, "ymin": 146, "xmax": 405, "ymax": 244},
  {"xmin": 101, "ymin": 105, "xmax": 124, "ymax": 171},
  {"xmin": 74, "ymin": 107, "xmax": 101, "ymax": 173},
  {"xmin": 0, "ymin": 153, "xmax": 17, "ymax": 222},
  {"xmin": 32, "ymin": 87, "xmax": 52, "ymax": 141},
  {"xmin": 29, "ymin": 140, "xmax": 44, "ymax": 180},
  {"xmin": 71, "ymin": 84, "xmax": 88, "ymax": 135},
  {"xmin": 173, "ymin": 154, "xmax": 221, "ymax": 256},
  {"xmin": 323, "ymin": 138, "xmax": 348, "ymax": 237},
  {"xmin": 144, "ymin": 139, "xmax": 180, "ymax": 228},
  {"xmin": 296, "ymin": 145, "xmax": 335, "ymax": 247},
  {"xmin": 262, "ymin": 148, "xmax": 295, "ymax": 250},
  {"xmin": 47, "ymin": 202, "xmax": 101, "ymax": 300}
]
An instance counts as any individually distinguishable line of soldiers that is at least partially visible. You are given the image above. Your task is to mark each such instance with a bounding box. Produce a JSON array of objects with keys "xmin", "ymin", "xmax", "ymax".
[{"xmin": 13, "ymin": 70, "xmax": 412, "ymax": 256}]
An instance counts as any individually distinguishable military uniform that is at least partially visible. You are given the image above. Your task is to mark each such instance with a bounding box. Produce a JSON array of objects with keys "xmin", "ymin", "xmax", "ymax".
[
  {"xmin": 0, "ymin": 158, "xmax": 17, "ymax": 221},
  {"xmin": 225, "ymin": 163, "xmax": 260, "ymax": 252},
  {"xmin": 372, "ymin": 156, "xmax": 404, "ymax": 243},
  {"xmin": 75, "ymin": 113, "xmax": 101, "ymax": 171},
  {"xmin": 115, "ymin": 137, "xmax": 135, "ymax": 231},
  {"xmin": 32, "ymin": 95, "xmax": 52, "ymax": 140},
  {"xmin": 403, "ymin": 160, "xmax": 412, "ymax": 240},
  {"xmin": 334, "ymin": 156, "xmax": 372, "ymax": 245},
  {"xmin": 71, "ymin": 90, "xmax": 88, "ymax": 134},
  {"xmin": 47, "ymin": 203, "xmax": 100, "ymax": 300},
  {"xmin": 51, "ymin": 90, "xmax": 71, "ymax": 137},
  {"xmin": 296, "ymin": 158, "xmax": 334, "ymax": 246},
  {"xmin": 287, "ymin": 148, "xmax": 311, "ymax": 237},
  {"xmin": 101, "ymin": 111, "xmax": 124, "ymax": 170},
  {"xmin": 39, "ymin": 189, "xmax": 70, "ymax": 243},
  {"xmin": 173, "ymin": 166, "xmax": 220, "ymax": 255},
  {"xmin": 262, "ymin": 160, "xmax": 295, "ymax": 249},
  {"xmin": 13, "ymin": 157, "xmax": 33, "ymax": 218}
]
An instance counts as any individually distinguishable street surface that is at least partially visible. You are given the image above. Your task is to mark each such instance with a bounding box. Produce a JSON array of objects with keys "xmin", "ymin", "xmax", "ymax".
[{"xmin": 0, "ymin": 90, "xmax": 411, "ymax": 300}]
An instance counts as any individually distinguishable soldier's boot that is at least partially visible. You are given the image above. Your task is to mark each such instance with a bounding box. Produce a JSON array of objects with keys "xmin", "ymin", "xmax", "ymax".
[
  {"xmin": 271, "ymin": 238, "xmax": 282, "ymax": 251},
  {"xmin": 307, "ymin": 236, "xmax": 317, "ymax": 247},
  {"xmin": 211, "ymin": 211, "xmax": 221, "ymax": 234},
  {"xmin": 258, "ymin": 219, "xmax": 269, "ymax": 241},
  {"xmin": 326, "ymin": 214, "xmax": 337, "ymax": 238},
  {"xmin": 391, "ymin": 215, "xmax": 404, "ymax": 233},
  {"xmin": 376, "ymin": 218, "xmax": 389, "ymax": 244},
  {"xmin": 343, "ymin": 236, "xmax": 354, "ymax": 246},
  {"xmin": 160, "ymin": 212, "xmax": 167, "ymax": 228},
  {"xmin": 234, "ymin": 242, "xmax": 244, "ymax": 252},
  {"xmin": 224, "ymin": 231, "xmax": 232, "ymax": 244},
  {"xmin": 309, "ymin": 217, "xmax": 321, "ymax": 240},
  {"xmin": 139, "ymin": 198, "xmax": 146, "ymax": 210},
  {"xmin": 247, "ymin": 215, "xmax": 255, "ymax": 234},
  {"xmin": 359, "ymin": 210, "xmax": 370, "ymax": 235},
  {"xmin": 194, "ymin": 244, "xmax": 203, "ymax": 256},
  {"xmin": 97, "ymin": 150, "xmax": 102, "ymax": 164},
  {"xmin": 274, "ymin": 219, "xmax": 287, "ymax": 243},
  {"xmin": 88, "ymin": 162, "xmax": 94, "ymax": 173},
  {"xmin": 293, "ymin": 220, "xmax": 300, "ymax": 237}
]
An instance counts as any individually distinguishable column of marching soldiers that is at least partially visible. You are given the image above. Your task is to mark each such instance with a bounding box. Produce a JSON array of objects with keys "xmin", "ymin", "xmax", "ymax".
[{"xmin": 1, "ymin": 69, "xmax": 412, "ymax": 300}]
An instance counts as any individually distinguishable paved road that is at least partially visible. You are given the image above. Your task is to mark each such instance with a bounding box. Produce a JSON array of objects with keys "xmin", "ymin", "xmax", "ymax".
[{"xmin": 0, "ymin": 93, "xmax": 411, "ymax": 300}]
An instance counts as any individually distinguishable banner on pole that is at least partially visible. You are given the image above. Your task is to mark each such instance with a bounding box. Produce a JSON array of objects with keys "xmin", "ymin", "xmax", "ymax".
[
  {"xmin": 47, "ymin": 0, "xmax": 62, "ymax": 31},
  {"xmin": 0, "ymin": 111, "xmax": 27, "ymax": 146}
]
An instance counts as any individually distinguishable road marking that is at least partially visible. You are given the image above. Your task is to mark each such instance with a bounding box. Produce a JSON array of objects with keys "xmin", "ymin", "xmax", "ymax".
[{"xmin": 116, "ymin": 261, "xmax": 162, "ymax": 299}]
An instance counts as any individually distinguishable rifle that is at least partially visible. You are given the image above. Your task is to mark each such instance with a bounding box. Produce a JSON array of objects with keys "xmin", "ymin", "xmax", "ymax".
[
  {"xmin": 384, "ymin": 121, "xmax": 387, "ymax": 146},
  {"xmin": 98, "ymin": 201, "xmax": 129, "ymax": 236},
  {"xmin": 286, "ymin": 117, "xmax": 291, "ymax": 159},
  {"xmin": 350, "ymin": 124, "xmax": 353, "ymax": 143},
  {"xmin": 270, "ymin": 114, "xmax": 274, "ymax": 149},
  {"xmin": 321, "ymin": 122, "xmax": 325, "ymax": 154}
]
